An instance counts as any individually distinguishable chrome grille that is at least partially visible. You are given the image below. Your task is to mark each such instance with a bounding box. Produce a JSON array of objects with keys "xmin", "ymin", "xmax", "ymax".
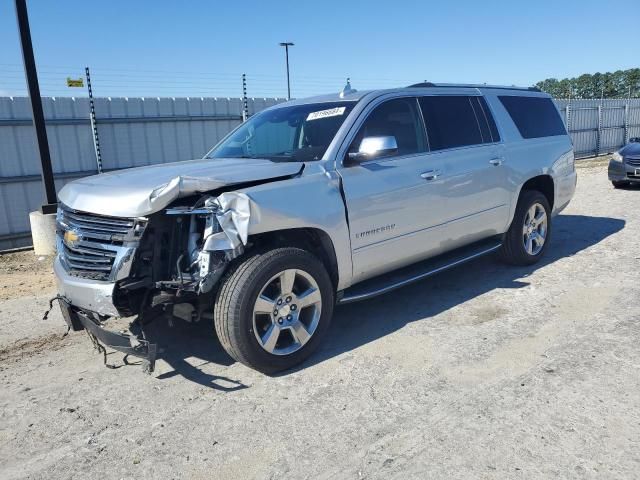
[
  {"xmin": 62, "ymin": 243, "xmax": 117, "ymax": 276},
  {"xmin": 625, "ymin": 156, "xmax": 640, "ymax": 166},
  {"xmin": 57, "ymin": 206, "xmax": 142, "ymax": 281},
  {"xmin": 59, "ymin": 209, "xmax": 135, "ymax": 244}
]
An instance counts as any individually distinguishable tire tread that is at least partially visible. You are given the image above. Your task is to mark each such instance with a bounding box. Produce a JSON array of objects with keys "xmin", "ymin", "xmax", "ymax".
[
  {"xmin": 499, "ymin": 189, "xmax": 551, "ymax": 266},
  {"xmin": 214, "ymin": 247, "xmax": 333, "ymax": 373}
]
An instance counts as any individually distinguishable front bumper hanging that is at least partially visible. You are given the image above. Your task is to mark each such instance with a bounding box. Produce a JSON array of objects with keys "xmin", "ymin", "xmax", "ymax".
[{"xmin": 56, "ymin": 298, "xmax": 157, "ymax": 373}]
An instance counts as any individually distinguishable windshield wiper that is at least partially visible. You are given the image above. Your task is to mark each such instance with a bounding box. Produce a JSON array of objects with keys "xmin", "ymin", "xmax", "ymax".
[{"xmin": 270, "ymin": 151, "xmax": 294, "ymax": 157}]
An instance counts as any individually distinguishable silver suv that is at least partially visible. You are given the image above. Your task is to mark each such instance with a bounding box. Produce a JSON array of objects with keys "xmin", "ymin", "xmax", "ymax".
[{"xmin": 53, "ymin": 83, "xmax": 577, "ymax": 373}]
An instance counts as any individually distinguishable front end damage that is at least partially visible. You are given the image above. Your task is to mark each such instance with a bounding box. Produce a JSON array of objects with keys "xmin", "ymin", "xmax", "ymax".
[
  {"xmin": 52, "ymin": 191, "xmax": 253, "ymax": 372},
  {"xmin": 161, "ymin": 192, "xmax": 250, "ymax": 296}
]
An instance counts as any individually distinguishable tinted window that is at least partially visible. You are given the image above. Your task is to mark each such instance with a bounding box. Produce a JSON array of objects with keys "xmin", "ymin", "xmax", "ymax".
[
  {"xmin": 418, "ymin": 96, "xmax": 483, "ymax": 151},
  {"xmin": 350, "ymin": 98, "xmax": 427, "ymax": 159},
  {"xmin": 498, "ymin": 96, "xmax": 566, "ymax": 139}
]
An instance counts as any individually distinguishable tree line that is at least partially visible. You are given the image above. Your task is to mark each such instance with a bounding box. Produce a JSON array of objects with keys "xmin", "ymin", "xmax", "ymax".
[{"xmin": 535, "ymin": 68, "xmax": 640, "ymax": 99}]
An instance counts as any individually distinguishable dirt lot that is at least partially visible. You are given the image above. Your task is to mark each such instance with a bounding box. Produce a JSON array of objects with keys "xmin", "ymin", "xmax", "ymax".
[
  {"xmin": 1, "ymin": 160, "xmax": 639, "ymax": 479},
  {"xmin": 0, "ymin": 251, "xmax": 56, "ymax": 302}
]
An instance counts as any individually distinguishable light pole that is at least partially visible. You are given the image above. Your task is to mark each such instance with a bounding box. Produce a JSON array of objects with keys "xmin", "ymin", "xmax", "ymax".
[
  {"xmin": 15, "ymin": 0, "xmax": 57, "ymax": 214},
  {"xmin": 279, "ymin": 42, "xmax": 294, "ymax": 100}
]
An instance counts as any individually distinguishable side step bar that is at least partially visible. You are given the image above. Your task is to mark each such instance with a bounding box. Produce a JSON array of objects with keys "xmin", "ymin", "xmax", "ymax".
[{"xmin": 338, "ymin": 237, "xmax": 502, "ymax": 304}]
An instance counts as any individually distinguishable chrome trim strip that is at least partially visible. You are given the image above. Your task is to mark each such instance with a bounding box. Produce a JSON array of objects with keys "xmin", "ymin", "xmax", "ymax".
[{"xmin": 353, "ymin": 204, "xmax": 507, "ymax": 253}]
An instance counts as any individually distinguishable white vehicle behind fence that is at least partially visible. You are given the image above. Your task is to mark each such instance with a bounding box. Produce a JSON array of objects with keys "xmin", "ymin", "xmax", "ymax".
[{"xmin": 52, "ymin": 82, "xmax": 577, "ymax": 373}]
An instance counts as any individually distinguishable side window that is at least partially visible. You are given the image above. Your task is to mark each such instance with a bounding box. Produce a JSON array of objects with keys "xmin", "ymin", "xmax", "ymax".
[
  {"xmin": 498, "ymin": 96, "xmax": 566, "ymax": 139},
  {"xmin": 418, "ymin": 96, "xmax": 484, "ymax": 151},
  {"xmin": 350, "ymin": 97, "xmax": 427, "ymax": 159}
]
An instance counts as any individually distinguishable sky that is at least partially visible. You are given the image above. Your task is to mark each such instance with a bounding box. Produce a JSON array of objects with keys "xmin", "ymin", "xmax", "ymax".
[{"xmin": 0, "ymin": 0, "xmax": 637, "ymax": 99}]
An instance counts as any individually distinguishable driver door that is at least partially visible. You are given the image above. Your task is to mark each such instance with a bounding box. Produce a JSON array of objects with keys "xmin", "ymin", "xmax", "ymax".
[{"xmin": 338, "ymin": 96, "xmax": 449, "ymax": 283}]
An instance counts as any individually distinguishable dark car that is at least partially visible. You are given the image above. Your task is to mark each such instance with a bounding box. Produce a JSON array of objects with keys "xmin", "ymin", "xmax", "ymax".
[{"xmin": 609, "ymin": 138, "xmax": 640, "ymax": 188}]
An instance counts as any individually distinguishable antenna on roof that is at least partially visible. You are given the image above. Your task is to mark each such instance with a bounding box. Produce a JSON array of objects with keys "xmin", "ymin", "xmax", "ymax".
[{"xmin": 340, "ymin": 78, "xmax": 357, "ymax": 98}]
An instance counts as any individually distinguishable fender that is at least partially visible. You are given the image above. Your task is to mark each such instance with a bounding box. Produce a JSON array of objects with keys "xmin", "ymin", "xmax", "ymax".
[
  {"xmin": 237, "ymin": 169, "xmax": 354, "ymax": 290},
  {"xmin": 503, "ymin": 139, "xmax": 574, "ymax": 228}
]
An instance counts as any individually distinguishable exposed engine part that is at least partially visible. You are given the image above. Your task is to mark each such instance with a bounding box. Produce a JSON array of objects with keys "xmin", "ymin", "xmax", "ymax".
[
  {"xmin": 150, "ymin": 289, "xmax": 196, "ymax": 307},
  {"xmin": 112, "ymin": 192, "xmax": 252, "ymax": 318},
  {"xmin": 172, "ymin": 303, "xmax": 197, "ymax": 323},
  {"xmin": 197, "ymin": 251, "xmax": 227, "ymax": 294},
  {"xmin": 164, "ymin": 192, "xmax": 251, "ymax": 294}
]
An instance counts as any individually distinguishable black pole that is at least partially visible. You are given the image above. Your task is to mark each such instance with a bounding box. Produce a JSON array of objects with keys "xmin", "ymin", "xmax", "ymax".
[
  {"xmin": 14, "ymin": 0, "xmax": 57, "ymax": 214},
  {"xmin": 285, "ymin": 45, "xmax": 290, "ymax": 100},
  {"xmin": 279, "ymin": 42, "xmax": 294, "ymax": 100}
]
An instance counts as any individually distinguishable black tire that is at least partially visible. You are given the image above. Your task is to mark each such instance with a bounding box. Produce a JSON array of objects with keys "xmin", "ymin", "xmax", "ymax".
[
  {"xmin": 214, "ymin": 247, "xmax": 334, "ymax": 374},
  {"xmin": 499, "ymin": 190, "xmax": 552, "ymax": 266},
  {"xmin": 612, "ymin": 180, "xmax": 629, "ymax": 189}
]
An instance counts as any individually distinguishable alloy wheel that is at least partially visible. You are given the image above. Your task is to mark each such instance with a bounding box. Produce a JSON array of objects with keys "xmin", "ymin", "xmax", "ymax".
[
  {"xmin": 522, "ymin": 202, "xmax": 548, "ymax": 256},
  {"xmin": 252, "ymin": 269, "xmax": 322, "ymax": 356}
]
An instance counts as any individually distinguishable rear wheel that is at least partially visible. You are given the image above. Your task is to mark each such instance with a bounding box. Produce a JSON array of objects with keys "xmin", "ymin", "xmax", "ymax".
[
  {"xmin": 500, "ymin": 190, "xmax": 551, "ymax": 266},
  {"xmin": 214, "ymin": 247, "xmax": 334, "ymax": 374}
]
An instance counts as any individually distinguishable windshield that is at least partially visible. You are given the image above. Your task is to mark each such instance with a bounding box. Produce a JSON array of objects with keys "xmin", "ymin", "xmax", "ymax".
[{"xmin": 207, "ymin": 101, "xmax": 356, "ymax": 162}]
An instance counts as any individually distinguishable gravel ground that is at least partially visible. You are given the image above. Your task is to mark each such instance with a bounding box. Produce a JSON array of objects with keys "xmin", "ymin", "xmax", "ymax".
[
  {"xmin": 1, "ymin": 161, "xmax": 639, "ymax": 479},
  {"xmin": 0, "ymin": 251, "xmax": 55, "ymax": 302}
]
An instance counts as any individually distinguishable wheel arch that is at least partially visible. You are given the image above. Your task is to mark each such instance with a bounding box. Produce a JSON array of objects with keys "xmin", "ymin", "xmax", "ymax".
[
  {"xmin": 247, "ymin": 228, "xmax": 340, "ymax": 289},
  {"xmin": 520, "ymin": 174, "xmax": 555, "ymax": 210}
]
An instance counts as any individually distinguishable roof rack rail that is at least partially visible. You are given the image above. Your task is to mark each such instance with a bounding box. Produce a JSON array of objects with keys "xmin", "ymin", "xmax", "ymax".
[{"xmin": 406, "ymin": 82, "xmax": 542, "ymax": 92}]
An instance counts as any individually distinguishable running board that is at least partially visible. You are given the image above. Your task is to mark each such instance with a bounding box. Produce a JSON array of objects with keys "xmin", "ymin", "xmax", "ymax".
[{"xmin": 338, "ymin": 237, "xmax": 502, "ymax": 304}]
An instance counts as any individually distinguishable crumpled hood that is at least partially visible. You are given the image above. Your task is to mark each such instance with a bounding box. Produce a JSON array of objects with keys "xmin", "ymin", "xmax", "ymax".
[{"xmin": 58, "ymin": 157, "xmax": 303, "ymax": 217}]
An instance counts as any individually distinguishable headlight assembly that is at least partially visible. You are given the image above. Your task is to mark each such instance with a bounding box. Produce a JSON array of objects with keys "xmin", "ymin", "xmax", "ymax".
[{"xmin": 611, "ymin": 152, "xmax": 623, "ymax": 163}]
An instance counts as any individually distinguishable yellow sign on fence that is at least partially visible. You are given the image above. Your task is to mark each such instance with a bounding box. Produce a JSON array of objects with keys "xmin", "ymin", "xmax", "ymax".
[{"xmin": 66, "ymin": 77, "xmax": 84, "ymax": 88}]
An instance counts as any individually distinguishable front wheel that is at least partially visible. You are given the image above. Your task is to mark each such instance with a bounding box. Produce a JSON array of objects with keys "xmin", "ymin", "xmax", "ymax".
[
  {"xmin": 612, "ymin": 180, "xmax": 629, "ymax": 189},
  {"xmin": 214, "ymin": 247, "xmax": 334, "ymax": 374},
  {"xmin": 499, "ymin": 190, "xmax": 551, "ymax": 266}
]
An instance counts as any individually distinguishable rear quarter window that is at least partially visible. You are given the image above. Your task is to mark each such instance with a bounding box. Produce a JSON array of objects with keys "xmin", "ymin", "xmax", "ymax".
[{"xmin": 498, "ymin": 96, "xmax": 566, "ymax": 139}]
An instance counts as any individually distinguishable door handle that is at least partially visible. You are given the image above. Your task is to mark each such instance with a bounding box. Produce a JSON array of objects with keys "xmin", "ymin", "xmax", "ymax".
[
  {"xmin": 420, "ymin": 169, "xmax": 441, "ymax": 181},
  {"xmin": 489, "ymin": 157, "xmax": 504, "ymax": 166}
]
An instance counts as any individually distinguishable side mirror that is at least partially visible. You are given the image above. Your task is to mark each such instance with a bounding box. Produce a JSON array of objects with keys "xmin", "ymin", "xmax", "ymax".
[
  {"xmin": 630, "ymin": 137, "xmax": 640, "ymax": 143},
  {"xmin": 347, "ymin": 136, "xmax": 398, "ymax": 162}
]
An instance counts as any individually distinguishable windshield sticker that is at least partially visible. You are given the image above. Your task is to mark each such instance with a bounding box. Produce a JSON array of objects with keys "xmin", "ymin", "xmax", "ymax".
[{"xmin": 306, "ymin": 106, "xmax": 346, "ymax": 121}]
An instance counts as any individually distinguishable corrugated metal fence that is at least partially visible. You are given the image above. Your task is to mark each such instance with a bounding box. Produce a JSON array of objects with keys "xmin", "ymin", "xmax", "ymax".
[
  {"xmin": 555, "ymin": 99, "xmax": 640, "ymax": 158},
  {"xmin": 0, "ymin": 96, "xmax": 284, "ymax": 250},
  {"xmin": 1, "ymin": 96, "xmax": 640, "ymax": 250}
]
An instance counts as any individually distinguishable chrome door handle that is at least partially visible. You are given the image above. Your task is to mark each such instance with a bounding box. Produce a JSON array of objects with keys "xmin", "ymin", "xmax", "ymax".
[
  {"xmin": 489, "ymin": 157, "xmax": 503, "ymax": 166},
  {"xmin": 420, "ymin": 169, "xmax": 441, "ymax": 181}
]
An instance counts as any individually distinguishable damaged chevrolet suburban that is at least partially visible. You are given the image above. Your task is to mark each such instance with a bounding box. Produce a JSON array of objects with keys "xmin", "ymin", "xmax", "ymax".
[{"xmin": 53, "ymin": 83, "xmax": 576, "ymax": 373}]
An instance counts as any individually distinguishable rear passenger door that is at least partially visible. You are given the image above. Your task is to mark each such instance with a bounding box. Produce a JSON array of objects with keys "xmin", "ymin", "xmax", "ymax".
[{"xmin": 418, "ymin": 95, "xmax": 511, "ymax": 242}]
